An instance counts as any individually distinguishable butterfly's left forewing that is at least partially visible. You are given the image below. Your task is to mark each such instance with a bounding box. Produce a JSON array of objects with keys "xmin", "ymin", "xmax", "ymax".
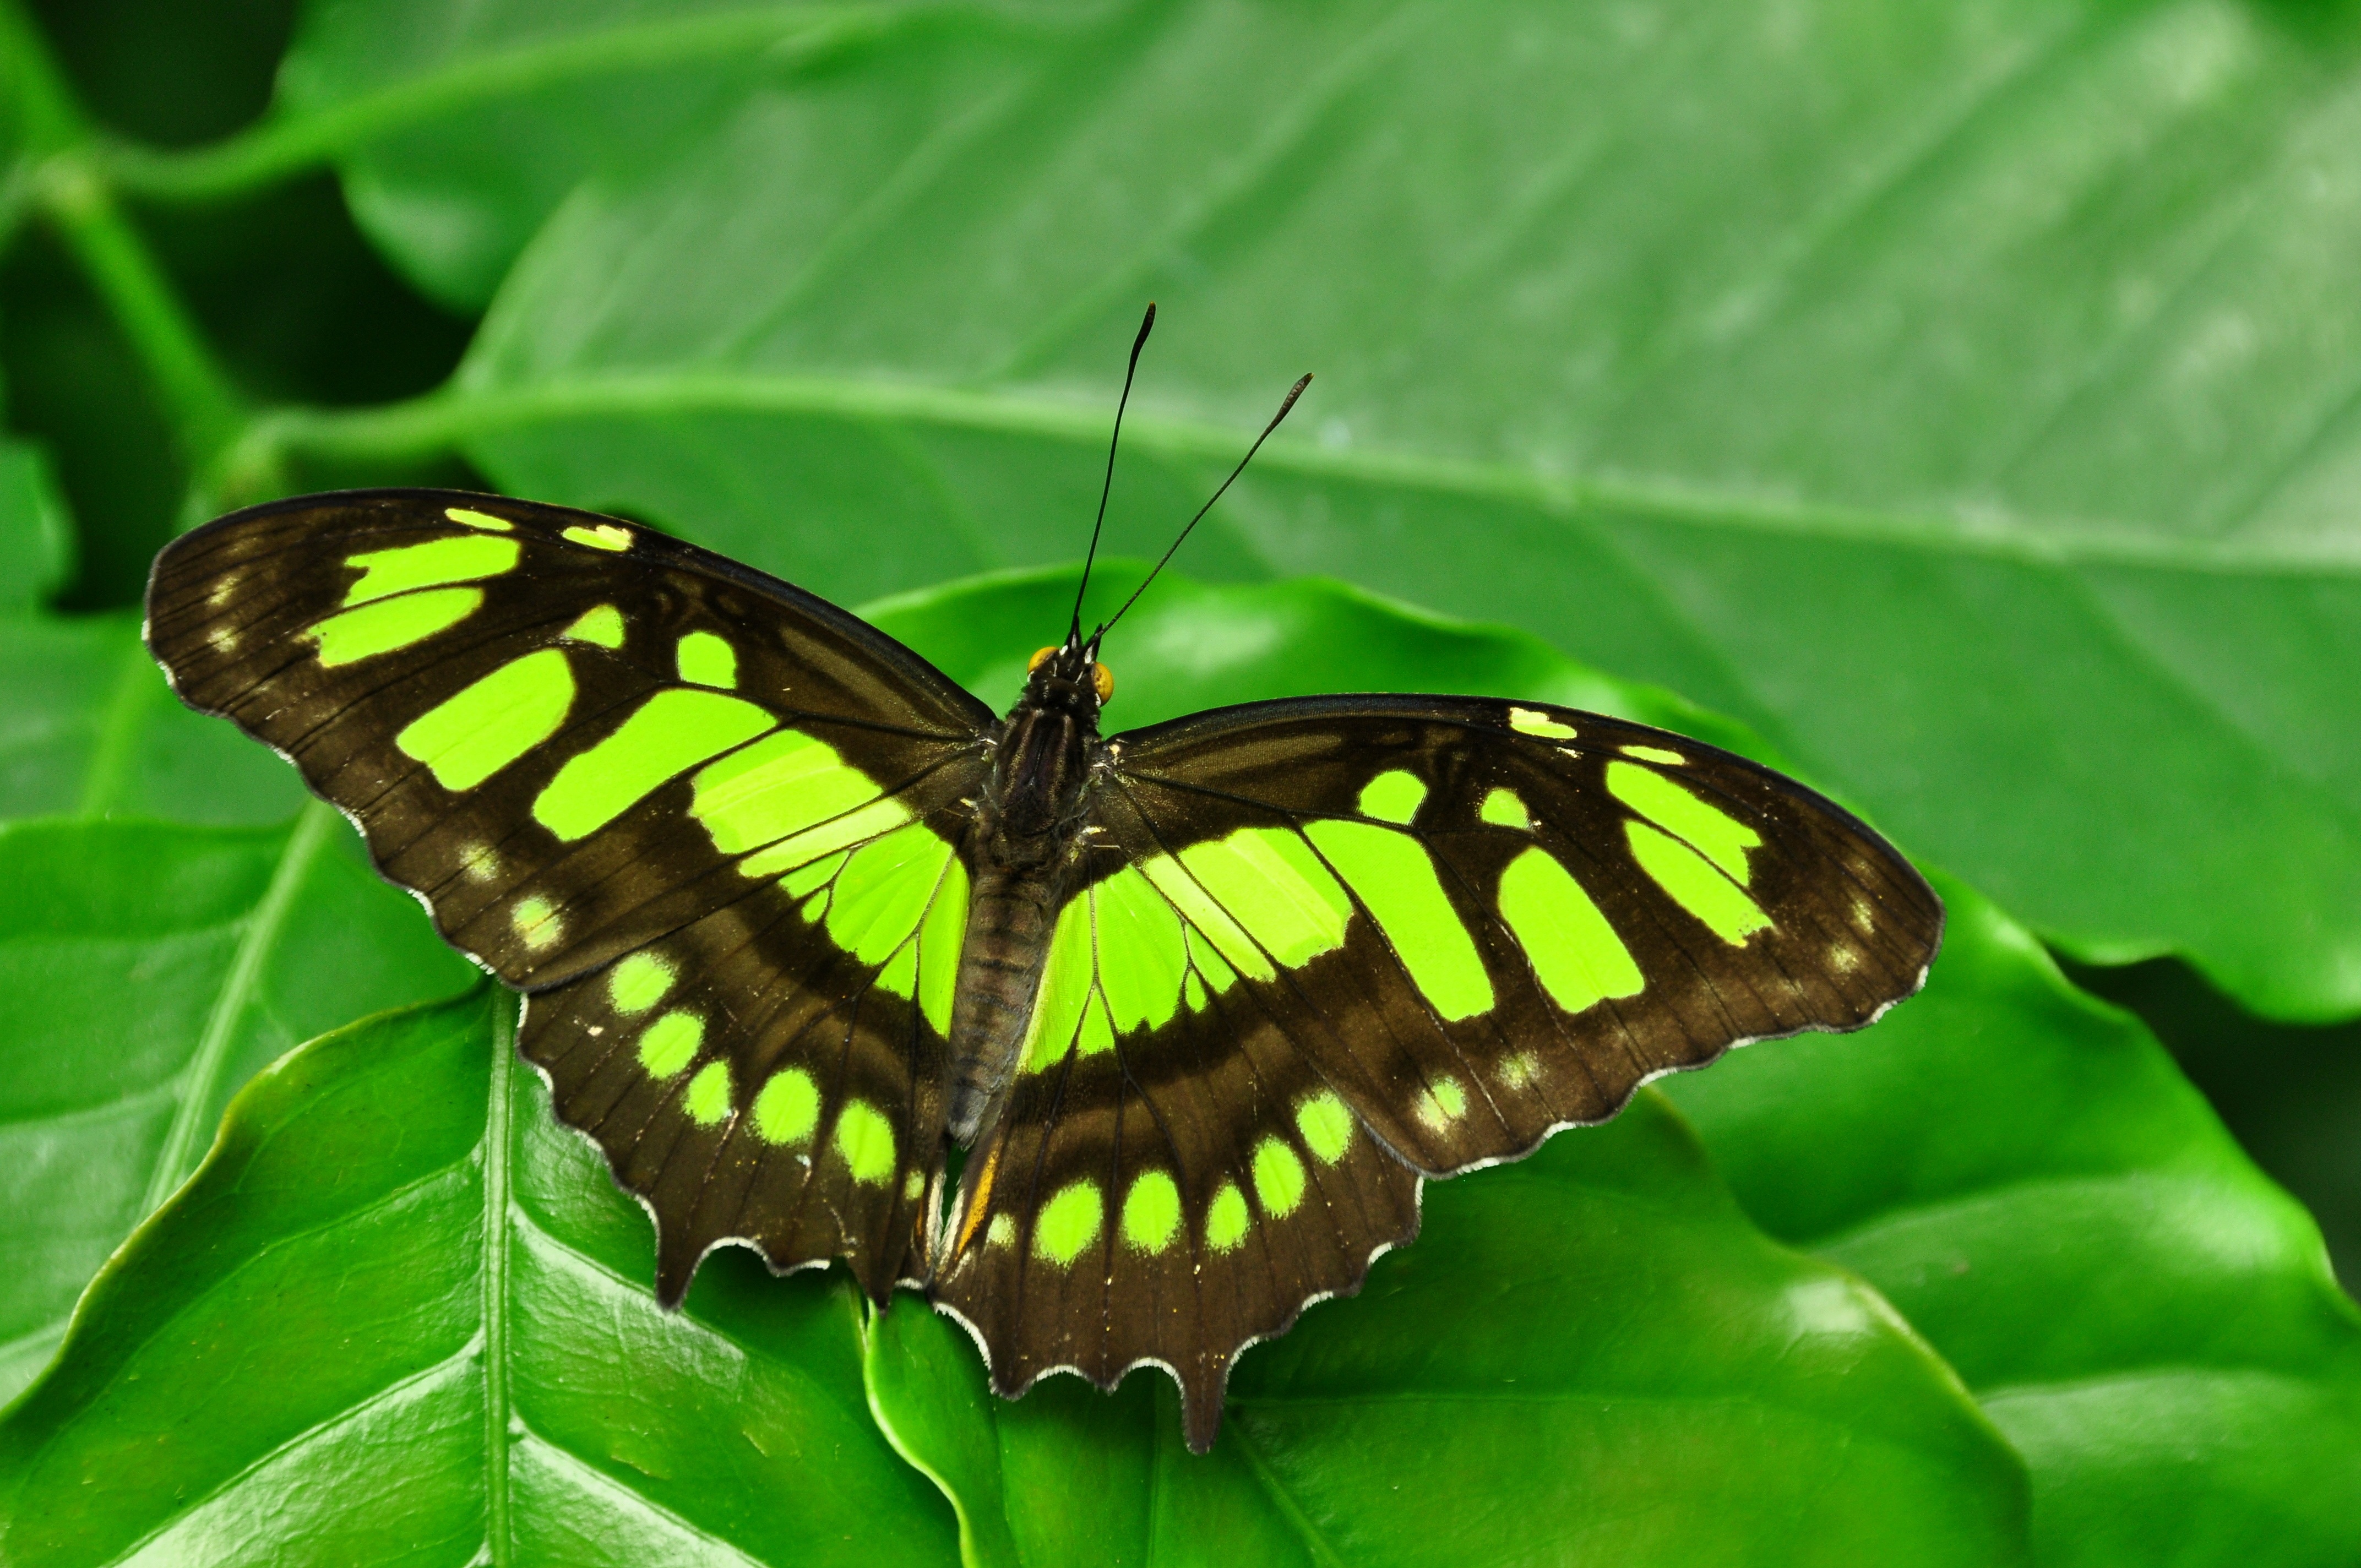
[
  {"xmin": 931, "ymin": 694, "xmax": 1941, "ymax": 1449},
  {"xmin": 146, "ymin": 489, "xmax": 994, "ymax": 1300}
]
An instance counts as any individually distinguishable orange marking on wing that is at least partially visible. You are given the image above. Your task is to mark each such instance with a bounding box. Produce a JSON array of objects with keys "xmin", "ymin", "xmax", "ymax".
[{"xmin": 953, "ymin": 1141, "xmax": 1004, "ymax": 1257}]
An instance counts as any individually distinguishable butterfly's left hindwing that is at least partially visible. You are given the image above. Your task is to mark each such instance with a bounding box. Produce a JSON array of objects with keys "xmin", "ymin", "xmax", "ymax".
[
  {"xmin": 521, "ymin": 831, "xmax": 971, "ymax": 1305},
  {"xmin": 145, "ymin": 489, "xmax": 994, "ymax": 1300},
  {"xmin": 933, "ymin": 694, "xmax": 1941, "ymax": 1450}
]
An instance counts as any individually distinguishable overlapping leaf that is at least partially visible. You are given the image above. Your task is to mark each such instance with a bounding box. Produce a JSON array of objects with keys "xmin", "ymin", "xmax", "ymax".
[
  {"xmin": 0, "ymin": 433, "xmax": 471, "ymax": 1406},
  {"xmin": 1665, "ymin": 879, "xmax": 2361, "ymax": 1568},
  {"xmin": 0, "ymin": 991, "xmax": 959, "ymax": 1566},
  {"xmin": 864, "ymin": 1094, "xmax": 2023, "ymax": 1568},
  {"xmin": 234, "ymin": 0, "xmax": 1074, "ymax": 312},
  {"xmin": 0, "ymin": 0, "xmax": 2352, "ymax": 1558},
  {"xmin": 877, "ymin": 568, "xmax": 2361, "ymax": 1568},
  {"xmin": 0, "ymin": 437, "xmax": 303, "ymax": 822},
  {"xmin": 208, "ymin": 0, "xmax": 2361, "ymax": 1019},
  {"xmin": 0, "ymin": 816, "xmax": 473, "ymax": 1406}
]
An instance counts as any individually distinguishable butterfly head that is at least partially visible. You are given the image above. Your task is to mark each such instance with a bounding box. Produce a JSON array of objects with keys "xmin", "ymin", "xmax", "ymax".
[{"xmin": 1027, "ymin": 639, "xmax": 1114, "ymax": 711}]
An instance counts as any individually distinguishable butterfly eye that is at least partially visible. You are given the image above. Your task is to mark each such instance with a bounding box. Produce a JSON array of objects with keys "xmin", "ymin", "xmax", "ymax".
[
  {"xmin": 1028, "ymin": 646, "xmax": 1058, "ymax": 673},
  {"xmin": 1091, "ymin": 662, "xmax": 1116, "ymax": 703}
]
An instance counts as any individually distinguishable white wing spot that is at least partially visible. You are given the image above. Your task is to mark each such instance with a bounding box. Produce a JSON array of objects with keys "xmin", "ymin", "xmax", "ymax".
[
  {"xmin": 1415, "ymin": 1076, "xmax": 1469, "ymax": 1131},
  {"xmin": 511, "ymin": 895, "xmax": 562, "ymax": 951},
  {"xmin": 458, "ymin": 843, "xmax": 501, "ymax": 884},
  {"xmin": 208, "ymin": 625, "xmax": 237, "ymax": 654},
  {"xmin": 207, "ymin": 578, "xmax": 238, "ymax": 609},
  {"xmin": 1497, "ymin": 1052, "xmax": 1540, "ymax": 1090},
  {"xmin": 987, "ymin": 1215, "xmax": 1015, "ymax": 1248},
  {"xmin": 1852, "ymin": 898, "xmax": 1874, "ymax": 931},
  {"xmin": 1830, "ymin": 944, "xmax": 1860, "ymax": 973}
]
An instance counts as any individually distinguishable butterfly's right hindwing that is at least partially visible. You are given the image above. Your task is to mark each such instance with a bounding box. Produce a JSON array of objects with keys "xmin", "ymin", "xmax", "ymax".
[{"xmin": 927, "ymin": 940, "xmax": 1422, "ymax": 1450}]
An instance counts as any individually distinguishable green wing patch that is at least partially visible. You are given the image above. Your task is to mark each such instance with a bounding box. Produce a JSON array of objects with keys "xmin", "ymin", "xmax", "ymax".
[{"xmin": 1098, "ymin": 696, "xmax": 1938, "ymax": 1181}]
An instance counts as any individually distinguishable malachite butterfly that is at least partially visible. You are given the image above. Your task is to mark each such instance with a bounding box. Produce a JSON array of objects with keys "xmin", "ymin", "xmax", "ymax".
[{"xmin": 146, "ymin": 393, "xmax": 1939, "ymax": 1456}]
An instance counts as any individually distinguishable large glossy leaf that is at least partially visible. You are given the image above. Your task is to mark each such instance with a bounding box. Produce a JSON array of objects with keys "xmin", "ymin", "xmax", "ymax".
[
  {"xmin": 1663, "ymin": 877, "xmax": 2361, "ymax": 1568},
  {"xmin": 0, "ymin": 989, "xmax": 960, "ymax": 1565},
  {"xmin": 230, "ymin": 0, "xmax": 2361, "ymax": 1020},
  {"xmin": 0, "ymin": 814, "xmax": 474, "ymax": 1406}
]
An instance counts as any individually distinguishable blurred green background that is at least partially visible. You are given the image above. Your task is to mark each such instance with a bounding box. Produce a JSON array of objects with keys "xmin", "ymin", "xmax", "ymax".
[{"xmin": 1, "ymin": 1, "xmax": 2358, "ymax": 1562}]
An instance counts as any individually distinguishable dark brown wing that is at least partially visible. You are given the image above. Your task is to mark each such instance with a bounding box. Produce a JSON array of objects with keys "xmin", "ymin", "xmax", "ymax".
[
  {"xmin": 927, "ymin": 693, "xmax": 1940, "ymax": 1449},
  {"xmin": 146, "ymin": 488, "xmax": 993, "ymax": 1300}
]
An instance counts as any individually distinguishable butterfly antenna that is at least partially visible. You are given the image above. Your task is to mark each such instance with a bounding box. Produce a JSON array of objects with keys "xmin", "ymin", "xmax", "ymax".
[
  {"xmin": 1071, "ymin": 302, "xmax": 1157, "ymax": 646},
  {"xmin": 1093, "ymin": 371, "xmax": 1312, "ymax": 645}
]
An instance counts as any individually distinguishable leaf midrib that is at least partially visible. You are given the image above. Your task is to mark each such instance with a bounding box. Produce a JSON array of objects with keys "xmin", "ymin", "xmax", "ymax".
[
  {"xmin": 1225, "ymin": 1418, "xmax": 1348, "ymax": 1568},
  {"xmin": 271, "ymin": 372, "xmax": 2361, "ymax": 576},
  {"xmin": 480, "ymin": 1001, "xmax": 516, "ymax": 1567}
]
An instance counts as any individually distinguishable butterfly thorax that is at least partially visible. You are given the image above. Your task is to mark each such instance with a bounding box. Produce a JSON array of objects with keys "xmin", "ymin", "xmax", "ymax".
[{"xmin": 942, "ymin": 652, "xmax": 1106, "ymax": 1144}]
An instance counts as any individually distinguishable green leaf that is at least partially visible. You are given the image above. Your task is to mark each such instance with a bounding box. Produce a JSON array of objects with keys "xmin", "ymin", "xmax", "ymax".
[
  {"xmin": 261, "ymin": 0, "xmax": 2361, "ymax": 1020},
  {"xmin": 241, "ymin": 0, "xmax": 1017, "ymax": 311},
  {"xmin": 0, "ymin": 427, "xmax": 302, "ymax": 822},
  {"xmin": 861, "ymin": 560, "xmax": 1761, "ymax": 748},
  {"xmin": 0, "ymin": 610, "xmax": 309, "ymax": 823},
  {"xmin": 0, "ymin": 565, "xmax": 2037, "ymax": 1562},
  {"xmin": 0, "ymin": 813, "xmax": 473, "ymax": 1406},
  {"xmin": 1664, "ymin": 876, "xmax": 2361, "ymax": 1568},
  {"xmin": 0, "ymin": 439, "xmax": 72, "ymax": 612},
  {"xmin": 866, "ymin": 1093, "xmax": 2029, "ymax": 1568},
  {"xmin": 0, "ymin": 989, "xmax": 960, "ymax": 1565},
  {"xmin": 882, "ymin": 568, "xmax": 2361, "ymax": 1566}
]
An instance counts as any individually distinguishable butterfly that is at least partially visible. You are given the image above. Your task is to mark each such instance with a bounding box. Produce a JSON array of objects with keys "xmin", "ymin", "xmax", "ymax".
[{"xmin": 143, "ymin": 320, "xmax": 1941, "ymax": 1454}]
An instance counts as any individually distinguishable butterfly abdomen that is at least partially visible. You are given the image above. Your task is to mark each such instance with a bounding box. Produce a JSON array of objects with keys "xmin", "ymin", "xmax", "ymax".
[
  {"xmin": 943, "ymin": 867, "xmax": 1063, "ymax": 1144},
  {"xmin": 942, "ymin": 667, "xmax": 1104, "ymax": 1144}
]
